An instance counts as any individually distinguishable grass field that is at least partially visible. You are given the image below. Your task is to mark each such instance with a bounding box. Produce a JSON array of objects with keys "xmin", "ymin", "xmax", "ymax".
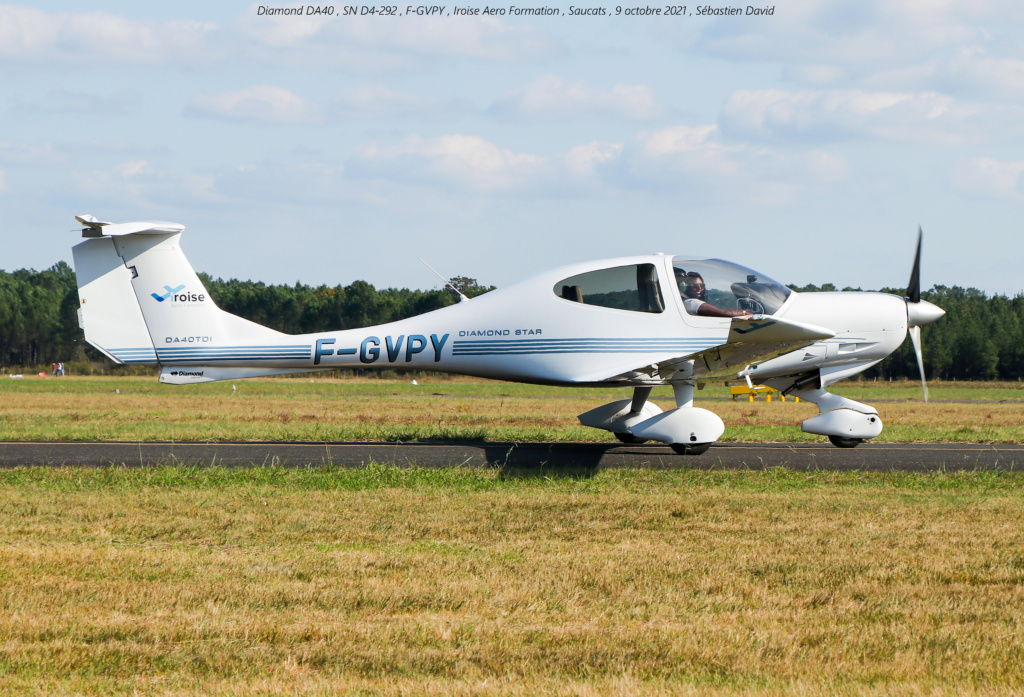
[
  {"xmin": 2, "ymin": 379, "xmax": 1023, "ymax": 694},
  {"xmin": 2, "ymin": 465, "xmax": 1024, "ymax": 696},
  {"xmin": 1, "ymin": 375, "xmax": 1021, "ymax": 443}
]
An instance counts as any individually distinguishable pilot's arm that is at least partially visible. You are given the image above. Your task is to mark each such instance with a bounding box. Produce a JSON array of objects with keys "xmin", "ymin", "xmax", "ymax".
[{"xmin": 694, "ymin": 302, "xmax": 751, "ymax": 318}]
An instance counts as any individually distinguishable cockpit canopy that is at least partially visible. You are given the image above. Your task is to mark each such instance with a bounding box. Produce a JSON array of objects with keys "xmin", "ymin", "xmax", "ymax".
[
  {"xmin": 551, "ymin": 257, "xmax": 791, "ymax": 317},
  {"xmin": 672, "ymin": 258, "xmax": 791, "ymax": 316}
]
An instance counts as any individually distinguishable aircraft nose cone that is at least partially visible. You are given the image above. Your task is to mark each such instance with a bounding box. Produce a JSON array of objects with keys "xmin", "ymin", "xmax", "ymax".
[{"xmin": 907, "ymin": 299, "xmax": 945, "ymax": 327}]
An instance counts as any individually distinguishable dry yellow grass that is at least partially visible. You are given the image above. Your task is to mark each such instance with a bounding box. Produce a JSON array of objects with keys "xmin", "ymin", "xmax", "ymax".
[
  {"xmin": 1, "ymin": 467, "xmax": 1023, "ymax": 695},
  {"xmin": 0, "ymin": 376, "xmax": 1021, "ymax": 442}
]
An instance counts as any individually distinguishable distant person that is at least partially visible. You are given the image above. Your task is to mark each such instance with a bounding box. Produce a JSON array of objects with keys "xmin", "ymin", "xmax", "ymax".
[
  {"xmin": 51, "ymin": 362, "xmax": 56, "ymax": 376},
  {"xmin": 676, "ymin": 270, "xmax": 752, "ymax": 318},
  {"xmin": 58, "ymin": 362, "xmax": 64, "ymax": 376}
]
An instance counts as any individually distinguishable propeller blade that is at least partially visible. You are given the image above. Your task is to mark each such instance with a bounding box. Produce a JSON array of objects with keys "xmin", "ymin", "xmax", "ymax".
[
  {"xmin": 906, "ymin": 226, "xmax": 922, "ymax": 304},
  {"xmin": 908, "ymin": 325, "xmax": 928, "ymax": 402}
]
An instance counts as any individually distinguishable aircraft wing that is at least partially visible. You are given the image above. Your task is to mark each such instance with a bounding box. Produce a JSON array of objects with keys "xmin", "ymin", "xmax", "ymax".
[
  {"xmin": 579, "ymin": 314, "xmax": 835, "ymax": 384},
  {"xmin": 723, "ymin": 315, "xmax": 833, "ymax": 344},
  {"xmin": 688, "ymin": 315, "xmax": 836, "ymax": 380}
]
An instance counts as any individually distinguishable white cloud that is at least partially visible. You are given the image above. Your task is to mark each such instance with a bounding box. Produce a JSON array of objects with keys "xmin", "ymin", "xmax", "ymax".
[
  {"xmin": 331, "ymin": 85, "xmax": 467, "ymax": 120},
  {"xmin": 13, "ymin": 88, "xmax": 141, "ymax": 115},
  {"xmin": 202, "ymin": 161, "xmax": 348, "ymax": 205},
  {"xmin": 237, "ymin": 4, "xmax": 325, "ymax": 46},
  {"xmin": 290, "ymin": 14, "xmax": 561, "ymax": 62},
  {"xmin": 627, "ymin": 123, "xmax": 849, "ymax": 204},
  {"xmin": 182, "ymin": 173, "xmax": 222, "ymax": 202},
  {"xmin": 355, "ymin": 135, "xmax": 549, "ymax": 191},
  {"xmin": 490, "ymin": 75, "xmax": 665, "ymax": 121},
  {"xmin": 953, "ymin": 157, "xmax": 1024, "ymax": 199},
  {"xmin": 185, "ymin": 85, "xmax": 325, "ymax": 125},
  {"xmin": 354, "ymin": 134, "xmax": 625, "ymax": 196},
  {"xmin": 720, "ymin": 89, "xmax": 973, "ymax": 143},
  {"xmin": 637, "ymin": 124, "xmax": 724, "ymax": 158},
  {"xmin": 564, "ymin": 142, "xmax": 624, "ymax": 177},
  {"xmin": 632, "ymin": 124, "xmax": 746, "ymax": 188},
  {"xmin": 633, "ymin": 124, "xmax": 747, "ymax": 183},
  {"xmin": 0, "ymin": 5, "xmax": 51, "ymax": 56},
  {"xmin": 784, "ymin": 64, "xmax": 845, "ymax": 86},
  {"xmin": 0, "ymin": 4, "xmax": 219, "ymax": 66},
  {"xmin": 71, "ymin": 160, "xmax": 164, "ymax": 203},
  {"xmin": 933, "ymin": 47, "xmax": 1024, "ymax": 100},
  {"xmin": 236, "ymin": 5, "xmax": 564, "ymax": 71},
  {"xmin": 800, "ymin": 150, "xmax": 851, "ymax": 182},
  {"xmin": 116, "ymin": 160, "xmax": 154, "ymax": 177},
  {"xmin": 688, "ymin": 0, "xmax": 1014, "ymax": 63},
  {"xmin": 679, "ymin": 0, "xmax": 1024, "ymax": 102},
  {"xmin": 349, "ymin": 126, "xmax": 849, "ymax": 205},
  {"xmin": 67, "ymin": 157, "xmax": 358, "ymax": 212},
  {"xmin": 0, "ymin": 4, "xmax": 561, "ymax": 71},
  {"xmin": 0, "ymin": 141, "xmax": 69, "ymax": 166}
]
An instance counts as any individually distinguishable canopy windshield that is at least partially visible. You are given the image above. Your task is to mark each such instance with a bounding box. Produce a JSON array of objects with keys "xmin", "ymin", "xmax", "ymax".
[{"xmin": 671, "ymin": 258, "xmax": 791, "ymax": 316}]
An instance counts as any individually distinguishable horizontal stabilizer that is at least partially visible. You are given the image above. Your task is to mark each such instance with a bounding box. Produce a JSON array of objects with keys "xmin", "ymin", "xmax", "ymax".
[
  {"xmin": 159, "ymin": 367, "xmax": 323, "ymax": 385},
  {"xmin": 77, "ymin": 214, "xmax": 184, "ymax": 238},
  {"xmin": 75, "ymin": 214, "xmax": 111, "ymax": 227}
]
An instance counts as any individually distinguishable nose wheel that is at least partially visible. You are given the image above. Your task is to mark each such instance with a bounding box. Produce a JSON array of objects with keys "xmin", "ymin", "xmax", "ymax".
[{"xmin": 828, "ymin": 435, "xmax": 863, "ymax": 448}]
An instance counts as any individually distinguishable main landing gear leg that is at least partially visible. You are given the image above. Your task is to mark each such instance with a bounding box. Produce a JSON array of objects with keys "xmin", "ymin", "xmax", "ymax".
[
  {"xmin": 614, "ymin": 387, "xmax": 653, "ymax": 444},
  {"xmin": 673, "ymin": 382, "xmax": 694, "ymax": 409},
  {"xmin": 578, "ymin": 387, "xmax": 663, "ymax": 441},
  {"xmin": 579, "ymin": 382, "xmax": 725, "ymax": 455},
  {"xmin": 627, "ymin": 381, "xmax": 723, "ymax": 455},
  {"xmin": 667, "ymin": 382, "xmax": 710, "ymax": 454}
]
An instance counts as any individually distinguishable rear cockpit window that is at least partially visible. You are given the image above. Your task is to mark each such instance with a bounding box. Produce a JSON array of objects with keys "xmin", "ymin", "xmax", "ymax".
[{"xmin": 554, "ymin": 263, "xmax": 664, "ymax": 313}]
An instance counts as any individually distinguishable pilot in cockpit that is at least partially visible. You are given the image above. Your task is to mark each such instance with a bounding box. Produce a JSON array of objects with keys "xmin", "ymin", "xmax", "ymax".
[{"xmin": 676, "ymin": 270, "xmax": 752, "ymax": 318}]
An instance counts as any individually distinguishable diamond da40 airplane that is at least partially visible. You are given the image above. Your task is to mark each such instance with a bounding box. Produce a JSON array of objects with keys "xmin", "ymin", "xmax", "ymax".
[{"xmin": 71, "ymin": 215, "xmax": 944, "ymax": 454}]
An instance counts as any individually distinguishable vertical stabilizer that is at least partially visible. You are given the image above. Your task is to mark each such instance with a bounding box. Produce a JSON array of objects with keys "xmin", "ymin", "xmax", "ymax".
[
  {"xmin": 112, "ymin": 231, "xmax": 287, "ymax": 349},
  {"xmin": 71, "ymin": 216, "xmax": 297, "ymax": 372}
]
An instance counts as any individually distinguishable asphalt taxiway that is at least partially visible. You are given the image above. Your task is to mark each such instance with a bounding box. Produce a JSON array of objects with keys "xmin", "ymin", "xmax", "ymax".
[{"xmin": 0, "ymin": 441, "xmax": 1020, "ymax": 472}]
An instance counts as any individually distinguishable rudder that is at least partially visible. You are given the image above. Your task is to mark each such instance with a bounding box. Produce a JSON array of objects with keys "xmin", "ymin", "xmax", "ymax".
[{"xmin": 73, "ymin": 235, "xmax": 157, "ymax": 364}]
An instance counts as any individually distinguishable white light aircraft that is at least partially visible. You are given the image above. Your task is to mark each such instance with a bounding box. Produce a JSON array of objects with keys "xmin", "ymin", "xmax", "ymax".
[{"xmin": 71, "ymin": 215, "xmax": 944, "ymax": 454}]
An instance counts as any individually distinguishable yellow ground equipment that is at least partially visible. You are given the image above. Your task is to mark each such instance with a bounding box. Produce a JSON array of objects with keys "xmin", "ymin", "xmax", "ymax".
[{"xmin": 730, "ymin": 384, "xmax": 798, "ymax": 402}]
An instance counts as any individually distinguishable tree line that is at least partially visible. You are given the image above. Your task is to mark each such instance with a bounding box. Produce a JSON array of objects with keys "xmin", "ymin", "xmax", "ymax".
[{"xmin": 0, "ymin": 262, "xmax": 1020, "ymax": 381}]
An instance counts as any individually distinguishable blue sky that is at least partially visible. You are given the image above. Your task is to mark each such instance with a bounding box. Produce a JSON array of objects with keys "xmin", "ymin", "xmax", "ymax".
[{"xmin": 3, "ymin": 1, "xmax": 1023, "ymax": 295}]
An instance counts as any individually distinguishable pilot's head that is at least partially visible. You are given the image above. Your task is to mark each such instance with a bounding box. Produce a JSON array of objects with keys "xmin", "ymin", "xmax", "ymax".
[{"xmin": 677, "ymin": 271, "xmax": 707, "ymax": 301}]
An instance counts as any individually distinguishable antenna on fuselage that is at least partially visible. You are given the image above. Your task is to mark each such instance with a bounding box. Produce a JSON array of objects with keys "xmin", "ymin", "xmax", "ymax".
[{"xmin": 418, "ymin": 258, "xmax": 470, "ymax": 302}]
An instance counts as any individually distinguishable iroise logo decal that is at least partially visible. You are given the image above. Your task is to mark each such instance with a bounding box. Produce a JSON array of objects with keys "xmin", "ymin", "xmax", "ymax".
[
  {"xmin": 151, "ymin": 285, "xmax": 185, "ymax": 302},
  {"xmin": 151, "ymin": 284, "xmax": 206, "ymax": 303}
]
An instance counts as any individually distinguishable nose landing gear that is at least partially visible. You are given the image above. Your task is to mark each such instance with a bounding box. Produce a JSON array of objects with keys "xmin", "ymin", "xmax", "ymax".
[
  {"xmin": 827, "ymin": 435, "xmax": 863, "ymax": 448},
  {"xmin": 670, "ymin": 442, "xmax": 712, "ymax": 455},
  {"xmin": 765, "ymin": 378, "xmax": 883, "ymax": 449}
]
